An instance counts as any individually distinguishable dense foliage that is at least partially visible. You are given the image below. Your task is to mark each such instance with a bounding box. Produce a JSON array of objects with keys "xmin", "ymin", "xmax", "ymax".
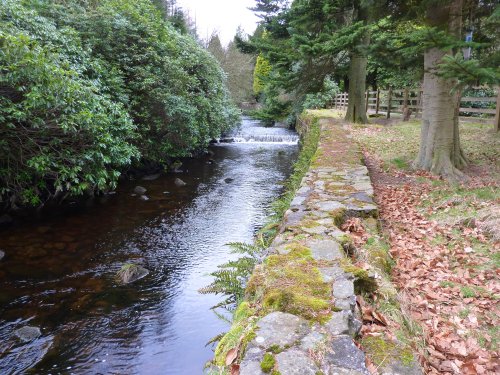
[{"xmin": 0, "ymin": 0, "xmax": 238, "ymax": 209}]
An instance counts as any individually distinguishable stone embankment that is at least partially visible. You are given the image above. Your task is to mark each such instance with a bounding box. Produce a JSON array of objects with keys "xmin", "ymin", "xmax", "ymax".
[{"xmin": 216, "ymin": 114, "xmax": 421, "ymax": 375}]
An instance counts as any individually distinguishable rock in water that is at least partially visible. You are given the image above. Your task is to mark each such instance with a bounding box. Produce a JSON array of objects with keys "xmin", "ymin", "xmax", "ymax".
[
  {"xmin": 142, "ymin": 173, "xmax": 161, "ymax": 181},
  {"xmin": 14, "ymin": 326, "xmax": 42, "ymax": 342},
  {"xmin": 174, "ymin": 178, "xmax": 186, "ymax": 187},
  {"xmin": 133, "ymin": 186, "xmax": 147, "ymax": 195},
  {"xmin": 170, "ymin": 160, "xmax": 183, "ymax": 173},
  {"xmin": 116, "ymin": 264, "xmax": 149, "ymax": 284},
  {"xmin": 139, "ymin": 195, "xmax": 150, "ymax": 201},
  {"xmin": 224, "ymin": 178, "xmax": 234, "ymax": 183},
  {"xmin": 0, "ymin": 250, "xmax": 4, "ymax": 261}
]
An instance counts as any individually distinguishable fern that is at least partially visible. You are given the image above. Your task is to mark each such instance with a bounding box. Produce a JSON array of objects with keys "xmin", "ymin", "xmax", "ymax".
[{"xmin": 199, "ymin": 242, "xmax": 267, "ymax": 312}]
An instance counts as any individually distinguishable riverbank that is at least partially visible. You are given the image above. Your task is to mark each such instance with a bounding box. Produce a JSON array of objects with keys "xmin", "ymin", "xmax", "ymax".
[{"xmin": 210, "ymin": 111, "xmax": 422, "ymax": 374}]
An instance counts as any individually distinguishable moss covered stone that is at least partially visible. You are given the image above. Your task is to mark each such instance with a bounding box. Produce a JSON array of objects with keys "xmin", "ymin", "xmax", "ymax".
[
  {"xmin": 247, "ymin": 247, "xmax": 332, "ymax": 322},
  {"xmin": 339, "ymin": 259, "xmax": 378, "ymax": 294},
  {"xmin": 214, "ymin": 303, "xmax": 257, "ymax": 366}
]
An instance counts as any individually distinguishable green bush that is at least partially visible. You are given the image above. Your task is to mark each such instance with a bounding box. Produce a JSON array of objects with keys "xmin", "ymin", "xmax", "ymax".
[
  {"xmin": 0, "ymin": 7, "xmax": 138, "ymax": 206},
  {"xmin": 0, "ymin": 0, "xmax": 239, "ymax": 209}
]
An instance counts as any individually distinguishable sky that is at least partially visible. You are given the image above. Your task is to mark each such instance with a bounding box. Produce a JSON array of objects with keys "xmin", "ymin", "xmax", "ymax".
[{"xmin": 176, "ymin": 0, "xmax": 260, "ymax": 45}]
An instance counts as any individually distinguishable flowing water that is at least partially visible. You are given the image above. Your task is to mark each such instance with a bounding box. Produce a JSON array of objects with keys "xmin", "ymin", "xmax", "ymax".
[{"xmin": 0, "ymin": 117, "xmax": 299, "ymax": 375}]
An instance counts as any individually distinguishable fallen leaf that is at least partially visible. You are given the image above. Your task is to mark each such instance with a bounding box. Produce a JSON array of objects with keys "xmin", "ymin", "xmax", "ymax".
[{"xmin": 225, "ymin": 348, "xmax": 238, "ymax": 366}]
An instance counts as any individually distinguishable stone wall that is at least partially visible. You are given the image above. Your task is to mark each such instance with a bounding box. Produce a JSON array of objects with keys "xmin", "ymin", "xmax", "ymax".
[{"xmin": 214, "ymin": 114, "xmax": 421, "ymax": 375}]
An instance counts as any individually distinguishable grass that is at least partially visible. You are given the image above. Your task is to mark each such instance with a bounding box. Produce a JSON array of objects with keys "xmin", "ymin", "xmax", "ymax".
[{"xmin": 351, "ymin": 120, "xmax": 500, "ymax": 175}]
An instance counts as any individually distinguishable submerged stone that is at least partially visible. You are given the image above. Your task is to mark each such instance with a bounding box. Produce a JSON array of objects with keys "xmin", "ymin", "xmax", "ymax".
[
  {"xmin": 141, "ymin": 173, "xmax": 161, "ymax": 181},
  {"xmin": 14, "ymin": 326, "xmax": 42, "ymax": 342},
  {"xmin": 116, "ymin": 264, "xmax": 149, "ymax": 284},
  {"xmin": 174, "ymin": 178, "xmax": 187, "ymax": 187},
  {"xmin": 133, "ymin": 186, "xmax": 147, "ymax": 195}
]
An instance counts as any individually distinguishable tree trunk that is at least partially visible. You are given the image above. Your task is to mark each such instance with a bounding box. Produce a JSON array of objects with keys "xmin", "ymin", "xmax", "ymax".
[
  {"xmin": 413, "ymin": 0, "xmax": 467, "ymax": 182},
  {"xmin": 345, "ymin": 53, "xmax": 368, "ymax": 124}
]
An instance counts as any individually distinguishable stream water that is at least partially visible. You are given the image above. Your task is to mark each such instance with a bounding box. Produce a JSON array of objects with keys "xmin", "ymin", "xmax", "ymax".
[{"xmin": 0, "ymin": 117, "xmax": 299, "ymax": 374}]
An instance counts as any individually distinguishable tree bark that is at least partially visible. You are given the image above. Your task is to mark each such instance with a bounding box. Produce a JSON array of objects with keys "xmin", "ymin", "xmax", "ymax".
[
  {"xmin": 345, "ymin": 53, "xmax": 368, "ymax": 124},
  {"xmin": 413, "ymin": 0, "xmax": 468, "ymax": 182}
]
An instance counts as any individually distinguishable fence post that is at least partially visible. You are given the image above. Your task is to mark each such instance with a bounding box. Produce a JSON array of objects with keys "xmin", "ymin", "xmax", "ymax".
[
  {"xmin": 386, "ymin": 87, "xmax": 392, "ymax": 119},
  {"xmin": 495, "ymin": 89, "xmax": 500, "ymax": 132},
  {"xmin": 403, "ymin": 88, "xmax": 409, "ymax": 109},
  {"xmin": 375, "ymin": 89, "xmax": 380, "ymax": 114},
  {"xmin": 403, "ymin": 88, "xmax": 410, "ymax": 120},
  {"xmin": 365, "ymin": 91, "xmax": 369, "ymax": 113},
  {"xmin": 415, "ymin": 89, "xmax": 422, "ymax": 118}
]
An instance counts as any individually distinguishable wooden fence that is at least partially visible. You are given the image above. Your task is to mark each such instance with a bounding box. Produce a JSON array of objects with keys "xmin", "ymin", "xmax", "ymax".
[{"xmin": 332, "ymin": 88, "xmax": 500, "ymax": 131}]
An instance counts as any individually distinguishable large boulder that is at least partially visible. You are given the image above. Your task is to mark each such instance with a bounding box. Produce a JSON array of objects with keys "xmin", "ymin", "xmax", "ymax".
[
  {"xmin": 116, "ymin": 264, "xmax": 149, "ymax": 284},
  {"xmin": 14, "ymin": 326, "xmax": 42, "ymax": 342}
]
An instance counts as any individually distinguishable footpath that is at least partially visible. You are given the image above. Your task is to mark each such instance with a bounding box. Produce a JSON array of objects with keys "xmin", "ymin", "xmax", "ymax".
[{"xmin": 214, "ymin": 114, "xmax": 422, "ymax": 375}]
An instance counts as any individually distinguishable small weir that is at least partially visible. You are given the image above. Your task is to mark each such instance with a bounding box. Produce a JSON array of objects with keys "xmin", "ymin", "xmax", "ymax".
[{"xmin": 0, "ymin": 117, "xmax": 299, "ymax": 374}]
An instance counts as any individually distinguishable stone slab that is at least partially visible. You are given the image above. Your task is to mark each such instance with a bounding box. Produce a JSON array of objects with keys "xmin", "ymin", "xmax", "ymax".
[
  {"xmin": 276, "ymin": 348, "xmax": 319, "ymax": 375},
  {"xmin": 253, "ymin": 312, "xmax": 310, "ymax": 349},
  {"xmin": 305, "ymin": 239, "xmax": 344, "ymax": 261},
  {"xmin": 315, "ymin": 201, "xmax": 346, "ymax": 212},
  {"xmin": 333, "ymin": 278, "xmax": 355, "ymax": 299},
  {"xmin": 326, "ymin": 336, "xmax": 369, "ymax": 374}
]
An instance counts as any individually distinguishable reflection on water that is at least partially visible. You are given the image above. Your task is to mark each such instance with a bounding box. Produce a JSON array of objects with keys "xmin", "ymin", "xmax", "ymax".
[{"xmin": 0, "ymin": 117, "xmax": 299, "ymax": 374}]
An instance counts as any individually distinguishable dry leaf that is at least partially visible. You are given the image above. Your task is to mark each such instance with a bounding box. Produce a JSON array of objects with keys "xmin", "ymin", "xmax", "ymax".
[{"xmin": 225, "ymin": 348, "xmax": 238, "ymax": 366}]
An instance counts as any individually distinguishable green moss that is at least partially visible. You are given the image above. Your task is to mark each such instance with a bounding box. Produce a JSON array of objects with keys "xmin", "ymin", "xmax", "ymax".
[
  {"xmin": 248, "ymin": 250, "xmax": 332, "ymax": 322},
  {"xmin": 268, "ymin": 344, "xmax": 283, "ymax": 354},
  {"xmin": 261, "ymin": 353, "xmax": 276, "ymax": 373},
  {"xmin": 363, "ymin": 239, "xmax": 394, "ymax": 274},
  {"xmin": 214, "ymin": 310, "xmax": 256, "ymax": 366},
  {"xmin": 301, "ymin": 219, "xmax": 321, "ymax": 228},
  {"xmin": 214, "ymin": 325, "xmax": 244, "ymax": 366},
  {"xmin": 329, "ymin": 208, "xmax": 346, "ymax": 226},
  {"xmin": 234, "ymin": 302, "xmax": 254, "ymax": 323},
  {"xmin": 340, "ymin": 259, "xmax": 378, "ymax": 294},
  {"xmin": 271, "ymin": 371, "xmax": 281, "ymax": 375},
  {"xmin": 362, "ymin": 336, "xmax": 415, "ymax": 369},
  {"xmin": 401, "ymin": 348, "xmax": 416, "ymax": 366}
]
